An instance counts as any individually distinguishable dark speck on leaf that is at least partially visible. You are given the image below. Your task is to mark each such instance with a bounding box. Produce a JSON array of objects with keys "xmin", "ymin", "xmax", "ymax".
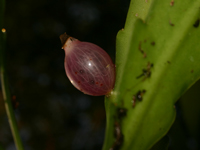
[
  {"xmin": 170, "ymin": 0, "xmax": 174, "ymax": 6},
  {"xmin": 138, "ymin": 41, "xmax": 147, "ymax": 58},
  {"xmin": 132, "ymin": 96, "xmax": 136, "ymax": 107},
  {"xmin": 191, "ymin": 70, "xmax": 194, "ymax": 73},
  {"xmin": 136, "ymin": 62, "xmax": 153, "ymax": 80},
  {"xmin": 151, "ymin": 41, "xmax": 155, "ymax": 46},
  {"xmin": 110, "ymin": 121, "xmax": 124, "ymax": 150},
  {"xmin": 136, "ymin": 90, "xmax": 146, "ymax": 101},
  {"xmin": 193, "ymin": 19, "xmax": 200, "ymax": 28},
  {"xmin": 117, "ymin": 108, "xmax": 127, "ymax": 119},
  {"xmin": 132, "ymin": 90, "xmax": 146, "ymax": 107},
  {"xmin": 169, "ymin": 20, "xmax": 174, "ymax": 26}
]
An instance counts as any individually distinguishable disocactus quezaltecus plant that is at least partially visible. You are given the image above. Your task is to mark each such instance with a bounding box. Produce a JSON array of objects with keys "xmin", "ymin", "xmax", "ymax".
[{"xmin": 60, "ymin": 33, "xmax": 115, "ymax": 96}]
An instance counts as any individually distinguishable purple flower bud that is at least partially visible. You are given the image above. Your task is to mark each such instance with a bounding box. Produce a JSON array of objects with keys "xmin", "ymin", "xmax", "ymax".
[{"xmin": 60, "ymin": 33, "xmax": 115, "ymax": 96}]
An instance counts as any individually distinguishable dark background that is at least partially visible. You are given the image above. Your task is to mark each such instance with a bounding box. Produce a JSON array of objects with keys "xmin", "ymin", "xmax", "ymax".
[
  {"xmin": 0, "ymin": 0, "xmax": 200, "ymax": 150},
  {"xmin": 0, "ymin": 0, "xmax": 129, "ymax": 150}
]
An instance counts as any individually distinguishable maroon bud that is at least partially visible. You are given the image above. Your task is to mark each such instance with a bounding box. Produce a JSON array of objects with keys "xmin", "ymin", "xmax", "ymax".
[{"xmin": 60, "ymin": 33, "xmax": 115, "ymax": 96}]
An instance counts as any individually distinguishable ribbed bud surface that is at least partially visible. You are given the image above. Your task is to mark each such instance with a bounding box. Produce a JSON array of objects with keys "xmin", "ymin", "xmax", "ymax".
[{"xmin": 63, "ymin": 40, "xmax": 115, "ymax": 96}]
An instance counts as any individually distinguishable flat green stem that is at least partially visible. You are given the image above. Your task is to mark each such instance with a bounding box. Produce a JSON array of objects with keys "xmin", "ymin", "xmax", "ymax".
[
  {"xmin": 0, "ymin": 31, "xmax": 24, "ymax": 150},
  {"xmin": 103, "ymin": 0, "xmax": 200, "ymax": 149},
  {"xmin": 0, "ymin": 1, "xmax": 24, "ymax": 149}
]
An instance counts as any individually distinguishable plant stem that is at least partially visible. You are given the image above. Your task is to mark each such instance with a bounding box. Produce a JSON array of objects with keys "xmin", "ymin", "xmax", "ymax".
[
  {"xmin": 0, "ymin": 1, "xmax": 24, "ymax": 149},
  {"xmin": 0, "ymin": 30, "xmax": 24, "ymax": 150}
]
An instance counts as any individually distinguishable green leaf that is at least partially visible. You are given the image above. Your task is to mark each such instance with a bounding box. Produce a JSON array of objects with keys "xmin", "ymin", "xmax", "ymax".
[{"xmin": 103, "ymin": 0, "xmax": 200, "ymax": 149}]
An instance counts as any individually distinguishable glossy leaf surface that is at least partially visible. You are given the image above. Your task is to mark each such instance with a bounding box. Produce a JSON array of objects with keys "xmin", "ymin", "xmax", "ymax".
[{"xmin": 103, "ymin": 0, "xmax": 200, "ymax": 149}]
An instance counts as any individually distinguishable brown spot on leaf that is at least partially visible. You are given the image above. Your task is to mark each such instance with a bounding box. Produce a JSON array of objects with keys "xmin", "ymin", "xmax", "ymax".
[
  {"xmin": 138, "ymin": 41, "xmax": 147, "ymax": 58},
  {"xmin": 169, "ymin": 20, "xmax": 174, "ymax": 26},
  {"xmin": 170, "ymin": 0, "xmax": 174, "ymax": 6},
  {"xmin": 193, "ymin": 19, "xmax": 200, "ymax": 28},
  {"xmin": 151, "ymin": 41, "xmax": 155, "ymax": 46}
]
